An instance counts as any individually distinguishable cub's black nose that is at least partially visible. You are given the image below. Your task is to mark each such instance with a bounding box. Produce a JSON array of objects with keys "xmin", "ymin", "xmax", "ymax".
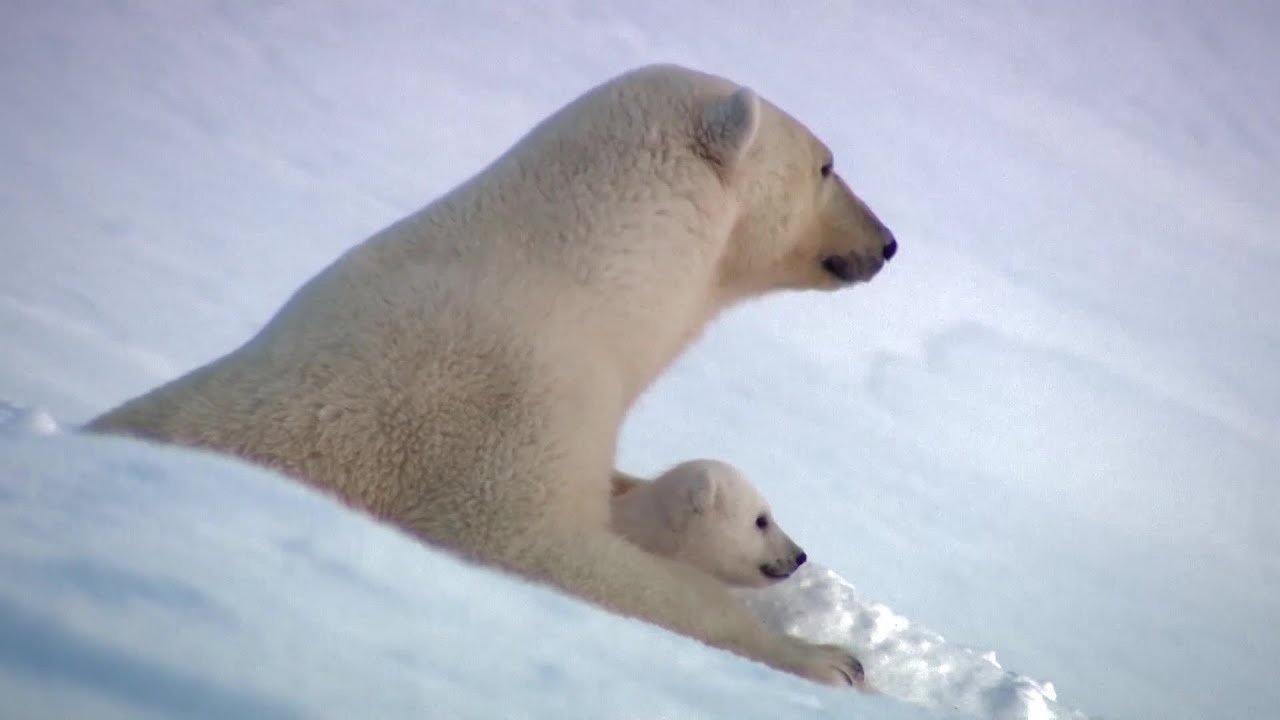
[
  {"xmin": 882, "ymin": 229, "xmax": 898, "ymax": 261},
  {"xmin": 795, "ymin": 551, "xmax": 807, "ymax": 567}
]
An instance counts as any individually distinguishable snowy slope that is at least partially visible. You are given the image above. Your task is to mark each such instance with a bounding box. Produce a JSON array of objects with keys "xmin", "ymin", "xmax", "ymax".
[
  {"xmin": 0, "ymin": 421, "xmax": 866, "ymax": 720},
  {"xmin": 1, "ymin": 412, "xmax": 1077, "ymax": 720},
  {"xmin": 2, "ymin": 2, "xmax": 1278, "ymax": 719}
]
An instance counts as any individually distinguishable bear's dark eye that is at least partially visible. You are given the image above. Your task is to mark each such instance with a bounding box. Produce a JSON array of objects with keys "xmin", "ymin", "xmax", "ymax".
[
  {"xmin": 820, "ymin": 160, "xmax": 833, "ymax": 178},
  {"xmin": 756, "ymin": 514, "xmax": 769, "ymax": 530}
]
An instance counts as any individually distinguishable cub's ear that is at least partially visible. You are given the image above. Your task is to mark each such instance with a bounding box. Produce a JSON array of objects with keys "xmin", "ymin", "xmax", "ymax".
[
  {"xmin": 684, "ymin": 471, "xmax": 717, "ymax": 516},
  {"xmin": 660, "ymin": 470, "xmax": 719, "ymax": 532},
  {"xmin": 697, "ymin": 86, "xmax": 760, "ymax": 174}
]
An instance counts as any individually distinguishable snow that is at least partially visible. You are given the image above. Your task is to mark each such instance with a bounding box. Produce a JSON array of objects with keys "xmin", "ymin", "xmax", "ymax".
[
  {"xmin": 2, "ymin": 2, "xmax": 1277, "ymax": 718},
  {"xmin": 0, "ymin": 411, "xmax": 1084, "ymax": 720},
  {"xmin": 0, "ymin": 425, "xmax": 837, "ymax": 720},
  {"xmin": 740, "ymin": 565, "xmax": 1079, "ymax": 720}
]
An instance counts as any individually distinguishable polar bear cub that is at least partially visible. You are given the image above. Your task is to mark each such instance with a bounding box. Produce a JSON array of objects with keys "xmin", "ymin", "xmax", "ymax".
[{"xmin": 611, "ymin": 460, "xmax": 808, "ymax": 588}]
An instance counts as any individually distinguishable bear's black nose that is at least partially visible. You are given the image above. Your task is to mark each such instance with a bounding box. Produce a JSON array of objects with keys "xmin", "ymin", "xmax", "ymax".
[
  {"xmin": 882, "ymin": 229, "xmax": 898, "ymax": 261},
  {"xmin": 795, "ymin": 551, "xmax": 807, "ymax": 567}
]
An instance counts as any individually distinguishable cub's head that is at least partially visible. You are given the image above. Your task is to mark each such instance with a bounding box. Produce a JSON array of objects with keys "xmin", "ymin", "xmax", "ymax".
[
  {"xmin": 655, "ymin": 459, "xmax": 808, "ymax": 588},
  {"xmin": 690, "ymin": 76, "xmax": 898, "ymax": 298}
]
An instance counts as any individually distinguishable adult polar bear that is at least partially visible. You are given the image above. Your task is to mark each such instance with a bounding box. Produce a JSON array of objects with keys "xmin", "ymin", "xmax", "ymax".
[{"xmin": 86, "ymin": 64, "xmax": 897, "ymax": 687}]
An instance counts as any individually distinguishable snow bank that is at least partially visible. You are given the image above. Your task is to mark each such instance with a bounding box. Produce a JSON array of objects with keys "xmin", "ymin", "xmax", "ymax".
[
  {"xmin": 0, "ymin": 406, "xmax": 1086, "ymax": 719},
  {"xmin": 743, "ymin": 566, "xmax": 1085, "ymax": 720}
]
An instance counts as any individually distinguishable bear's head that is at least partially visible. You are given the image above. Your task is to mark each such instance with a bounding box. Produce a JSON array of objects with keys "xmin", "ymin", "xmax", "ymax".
[
  {"xmin": 693, "ymin": 79, "xmax": 898, "ymax": 299},
  {"xmin": 657, "ymin": 459, "xmax": 808, "ymax": 588}
]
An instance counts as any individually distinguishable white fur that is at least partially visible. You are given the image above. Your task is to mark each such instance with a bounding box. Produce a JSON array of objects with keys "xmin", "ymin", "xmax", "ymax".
[
  {"xmin": 611, "ymin": 459, "xmax": 807, "ymax": 589},
  {"xmin": 86, "ymin": 63, "xmax": 894, "ymax": 688}
]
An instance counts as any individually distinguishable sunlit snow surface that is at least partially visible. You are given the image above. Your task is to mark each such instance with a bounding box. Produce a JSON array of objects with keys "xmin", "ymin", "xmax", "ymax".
[
  {"xmin": 742, "ymin": 566, "xmax": 1081, "ymax": 720},
  {"xmin": 1, "ymin": 409, "xmax": 1064, "ymax": 720},
  {"xmin": 2, "ymin": 2, "xmax": 1278, "ymax": 719}
]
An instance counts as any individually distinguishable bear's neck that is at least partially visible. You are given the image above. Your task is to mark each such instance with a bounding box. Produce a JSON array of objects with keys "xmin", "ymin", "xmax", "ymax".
[
  {"xmin": 408, "ymin": 159, "xmax": 741, "ymax": 408},
  {"xmin": 571, "ymin": 275, "xmax": 725, "ymax": 405}
]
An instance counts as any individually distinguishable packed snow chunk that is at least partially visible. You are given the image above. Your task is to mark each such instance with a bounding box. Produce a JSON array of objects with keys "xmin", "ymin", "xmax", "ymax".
[
  {"xmin": 0, "ymin": 401, "xmax": 61, "ymax": 436},
  {"xmin": 738, "ymin": 564, "xmax": 1089, "ymax": 720}
]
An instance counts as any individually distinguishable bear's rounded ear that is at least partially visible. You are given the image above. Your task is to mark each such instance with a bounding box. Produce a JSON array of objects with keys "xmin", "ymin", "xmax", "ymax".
[
  {"xmin": 684, "ymin": 472, "xmax": 717, "ymax": 516},
  {"xmin": 696, "ymin": 86, "xmax": 760, "ymax": 175},
  {"xmin": 660, "ymin": 471, "xmax": 718, "ymax": 531}
]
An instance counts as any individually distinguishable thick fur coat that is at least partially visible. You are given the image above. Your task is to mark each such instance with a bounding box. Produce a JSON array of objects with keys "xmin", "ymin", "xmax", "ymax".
[{"xmin": 87, "ymin": 63, "xmax": 897, "ymax": 687}]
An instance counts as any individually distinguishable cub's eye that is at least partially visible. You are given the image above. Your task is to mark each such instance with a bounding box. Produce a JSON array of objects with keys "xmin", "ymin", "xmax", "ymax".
[
  {"xmin": 820, "ymin": 160, "xmax": 833, "ymax": 178},
  {"xmin": 755, "ymin": 514, "xmax": 769, "ymax": 530}
]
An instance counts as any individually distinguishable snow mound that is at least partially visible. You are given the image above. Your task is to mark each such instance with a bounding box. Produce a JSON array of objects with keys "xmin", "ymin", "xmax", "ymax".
[
  {"xmin": 0, "ymin": 409, "xmax": 1092, "ymax": 719},
  {"xmin": 742, "ymin": 566, "xmax": 1088, "ymax": 720},
  {"xmin": 0, "ymin": 401, "xmax": 61, "ymax": 437},
  {"xmin": 0, "ymin": 424, "xmax": 858, "ymax": 720}
]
